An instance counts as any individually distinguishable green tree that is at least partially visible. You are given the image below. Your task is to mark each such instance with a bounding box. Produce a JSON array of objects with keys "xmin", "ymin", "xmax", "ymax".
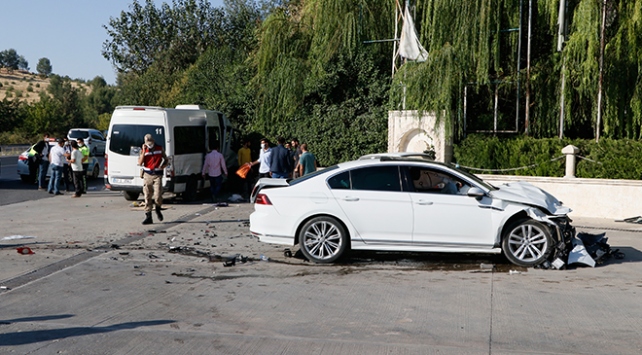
[
  {"xmin": 0, "ymin": 98, "xmax": 26, "ymax": 133},
  {"xmin": 17, "ymin": 55, "xmax": 28, "ymax": 71},
  {"xmin": 0, "ymin": 49, "xmax": 20, "ymax": 70},
  {"xmin": 36, "ymin": 57, "xmax": 53, "ymax": 76},
  {"xmin": 102, "ymin": 0, "xmax": 225, "ymax": 74}
]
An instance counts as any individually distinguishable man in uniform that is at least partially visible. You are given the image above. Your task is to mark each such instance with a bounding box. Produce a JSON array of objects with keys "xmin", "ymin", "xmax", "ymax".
[
  {"xmin": 138, "ymin": 134, "xmax": 168, "ymax": 225},
  {"xmin": 77, "ymin": 138, "xmax": 90, "ymax": 194}
]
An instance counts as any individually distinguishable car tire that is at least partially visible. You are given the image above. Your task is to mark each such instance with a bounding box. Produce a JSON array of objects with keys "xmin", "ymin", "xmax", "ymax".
[
  {"xmin": 502, "ymin": 219, "xmax": 553, "ymax": 267},
  {"xmin": 298, "ymin": 216, "xmax": 349, "ymax": 263},
  {"xmin": 20, "ymin": 174, "xmax": 33, "ymax": 184},
  {"xmin": 91, "ymin": 164, "xmax": 100, "ymax": 179},
  {"xmin": 123, "ymin": 191, "xmax": 140, "ymax": 201},
  {"xmin": 182, "ymin": 176, "xmax": 198, "ymax": 202}
]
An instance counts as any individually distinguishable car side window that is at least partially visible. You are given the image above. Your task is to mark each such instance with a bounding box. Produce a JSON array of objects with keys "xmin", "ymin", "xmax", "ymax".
[
  {"xmin": 327, "ymin": 171, "xmax": 350, "ymax": 190},
  {"xmin": 405, "ymin": 166, "xmax": 470, "ymax": 195},
  {"xmin": 351, "ymin": 166, "xmax": 401, "ymax": 192}
]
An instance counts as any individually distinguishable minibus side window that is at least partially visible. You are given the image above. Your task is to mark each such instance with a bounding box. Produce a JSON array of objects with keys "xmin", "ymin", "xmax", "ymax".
[{"xmin": 174, "ymin": 126, "xmax": 206, "ymax": 155}]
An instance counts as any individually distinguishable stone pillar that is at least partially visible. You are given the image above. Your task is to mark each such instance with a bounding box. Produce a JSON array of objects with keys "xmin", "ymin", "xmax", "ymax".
[{"xmin": 561, "ymin": 145, "xmax": 579, "ymax": 178}]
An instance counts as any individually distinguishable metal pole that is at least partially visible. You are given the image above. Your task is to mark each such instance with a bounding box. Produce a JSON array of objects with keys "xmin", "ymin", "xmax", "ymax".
[
  {"xmin": 525, "ymin": 0, "xmax": 532, "ymax": 135},
  {"xmin": 596, "ymin": 0, "xmax": 607, "ymax": 142},
  {"xmin": 559, "ymin": 60, "xmax": 566, "ymax": 139},
  {"xmin": 392, "ymin": 0, "xmax": 400, "ymax": 76},
  {"xmin": 515, "ymin": 0, "xmax": 523, "ymax": 132}
]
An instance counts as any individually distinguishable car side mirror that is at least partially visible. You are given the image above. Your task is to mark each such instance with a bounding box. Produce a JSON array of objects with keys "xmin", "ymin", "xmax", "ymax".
[{"xmin": 467, "ymin": 187, "xmax": 486, "ymax": 200}]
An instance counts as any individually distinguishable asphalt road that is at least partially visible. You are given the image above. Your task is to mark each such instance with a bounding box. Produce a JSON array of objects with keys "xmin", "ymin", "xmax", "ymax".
[
  {"xmin": 1, "ymin": 175, "xmax": 641, "ymax": 354},
  {"xmin": 0, "ymin": 155, "xmax": 106, "ymax": 206}
]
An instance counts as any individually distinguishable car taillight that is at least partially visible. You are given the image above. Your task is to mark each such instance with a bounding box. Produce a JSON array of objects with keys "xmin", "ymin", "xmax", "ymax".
[
  {"xmin": 18, "ymin": 154, "xmax": 28, "ymax": 161},
  {"xmin": 104, "ymin": 153, "xmax": 108, "ymax": 176},
  {"xmin": 255, "ymin": 194, "xmax": 272, "ymax": 205}
]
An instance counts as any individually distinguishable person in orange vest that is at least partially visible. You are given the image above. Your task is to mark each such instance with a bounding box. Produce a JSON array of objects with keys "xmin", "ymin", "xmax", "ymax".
[{"xmin": 137, "ymin": 134, "xmax": 168, "ymax": 225}]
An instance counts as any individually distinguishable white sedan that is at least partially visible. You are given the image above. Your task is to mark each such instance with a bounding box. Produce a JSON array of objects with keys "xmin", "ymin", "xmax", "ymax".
[{"xmin": 250, "ymin": 153, "xmax": 575, "ymax": 267}]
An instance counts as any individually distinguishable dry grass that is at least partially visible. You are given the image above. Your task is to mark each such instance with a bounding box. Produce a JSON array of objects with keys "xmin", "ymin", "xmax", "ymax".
[{"xmin": 0, "ymin": 68, "xmax": 90, "ymax": 103}]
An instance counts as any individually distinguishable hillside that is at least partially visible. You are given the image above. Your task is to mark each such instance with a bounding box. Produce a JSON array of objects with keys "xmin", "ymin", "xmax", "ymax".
[{"xmin": 0, "ymin": 68, "xmax": 90, "ymax": 103}]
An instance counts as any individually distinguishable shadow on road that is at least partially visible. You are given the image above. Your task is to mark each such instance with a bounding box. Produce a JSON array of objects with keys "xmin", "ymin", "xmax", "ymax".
[{"xmin": 0, "ymin": 319, "xmax": 175, "ymax": 346}]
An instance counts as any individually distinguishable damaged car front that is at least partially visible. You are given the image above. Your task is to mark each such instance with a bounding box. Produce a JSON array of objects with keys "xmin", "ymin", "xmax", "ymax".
[{"xmin": 489, "ymin": 181, "xmax": 576, "ymax": 269}]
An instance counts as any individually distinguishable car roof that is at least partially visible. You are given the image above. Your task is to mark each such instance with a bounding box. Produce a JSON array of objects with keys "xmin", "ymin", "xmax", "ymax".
[{"xmin": 337, "ymin": 155, "xmax": 451, "ymax": 170}]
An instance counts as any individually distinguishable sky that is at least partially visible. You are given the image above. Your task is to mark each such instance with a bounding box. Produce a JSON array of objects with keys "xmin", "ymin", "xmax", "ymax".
[{"xmin": 0, "ymin": 0, "xmax": 224, "ymax": 85}]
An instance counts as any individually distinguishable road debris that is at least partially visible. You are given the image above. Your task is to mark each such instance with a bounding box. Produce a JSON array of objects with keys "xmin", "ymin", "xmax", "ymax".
[
  {"xmin": 567, "ymin": 232, "xmax": 624, "ymax": 267},
  {"xmin": 615, "ymin": 216, "xmax": 642, "ymax": 224},
  {"xmin": 16, "ymin": 247, "xmax": 34, "ymax": 255},
  {"xmin": 2, "ymin": 235, "xmax": 36, "ymax": 241}
]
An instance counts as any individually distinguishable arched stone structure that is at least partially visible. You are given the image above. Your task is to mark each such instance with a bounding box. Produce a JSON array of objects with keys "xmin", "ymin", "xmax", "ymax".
[{"xmin": 388, "ymin": 110, "xmax": 453, "ymax": 163}]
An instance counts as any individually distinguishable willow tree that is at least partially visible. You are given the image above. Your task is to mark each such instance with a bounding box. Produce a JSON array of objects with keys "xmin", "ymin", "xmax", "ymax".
[
  {"xmin": 252, "ymin": 0, "xmax": 394, "ymax": 136},
  {"xmin": 391, "ymin": 0, "xmax": 522, "ymax": 138},
  {"xmin": 393, "ymin": 0, "xmax": 642, "ymax": 140}
]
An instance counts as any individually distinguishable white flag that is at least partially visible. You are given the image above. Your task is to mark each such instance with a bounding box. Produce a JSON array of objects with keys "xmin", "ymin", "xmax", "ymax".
[{"xmin": 399, "ymin": 4, "xmax": 428, "ymax": 62}]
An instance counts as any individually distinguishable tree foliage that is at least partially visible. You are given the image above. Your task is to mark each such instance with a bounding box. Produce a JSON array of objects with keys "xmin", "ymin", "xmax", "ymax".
[
  {"xmin": 102, "ymin": 0, "xmax": 226, "ymax": 74},
  {"xmin": 36, "ymin": 57, "xmax": 53, "ymax": 76}
]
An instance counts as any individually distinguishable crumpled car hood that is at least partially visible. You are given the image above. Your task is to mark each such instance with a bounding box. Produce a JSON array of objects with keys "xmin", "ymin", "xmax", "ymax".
[{"xmin": 490, "ymin": 181, "xmax": 571, "ymax": 215}]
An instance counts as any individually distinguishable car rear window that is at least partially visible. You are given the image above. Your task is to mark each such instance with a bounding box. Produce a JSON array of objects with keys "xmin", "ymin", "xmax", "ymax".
[
  {"xmin": 68, "ymin": 130, "xmax": 89, "ymax": 139},
  {"xmin": 109, "ymin": 124, "xmax": 165, "ymax": 156},
  {"xmin": 289, "ymin": 165, "xmax": 339, "ymax": 186}
]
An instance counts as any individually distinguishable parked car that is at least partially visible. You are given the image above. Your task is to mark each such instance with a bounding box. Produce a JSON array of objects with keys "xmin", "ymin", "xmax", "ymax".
[
  {"xmin": 17, "ymin": 139, "xmax": 101, "ymax": 183},
  {"xmin": 250, "ymin": 153, "xmax": 575, "ymax": 267},
  {"xmin": 67, "ymin": 128, "xmax": 107, "ymax": 156}
]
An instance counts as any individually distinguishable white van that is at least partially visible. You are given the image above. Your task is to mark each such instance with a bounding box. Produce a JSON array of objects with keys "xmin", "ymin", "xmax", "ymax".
[{"xmin": 105, "ymin": 105, "xmax": 240, "ymax": 201}]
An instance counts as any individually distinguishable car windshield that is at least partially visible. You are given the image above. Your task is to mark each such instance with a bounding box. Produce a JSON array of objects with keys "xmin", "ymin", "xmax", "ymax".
[
  {"xmin": 454, "ymin": 166, "xmax": 497, "ymax": 190},
  {"xmin": 289, "ymin": 165, "xmax": 339, "ymax": 186},
  {"xmin": 68, "ymin": 130, "xmax": 89, "ymax": 139}
]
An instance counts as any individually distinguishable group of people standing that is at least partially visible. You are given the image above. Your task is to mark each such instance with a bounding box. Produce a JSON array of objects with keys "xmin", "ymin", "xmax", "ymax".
[
  {"xmin": 29, "ymin": 133, "xmax": 90, "ymax": 198},
  {"xmin": 239, "ymin": 136, "xmax": 317, "ymax": 191}
]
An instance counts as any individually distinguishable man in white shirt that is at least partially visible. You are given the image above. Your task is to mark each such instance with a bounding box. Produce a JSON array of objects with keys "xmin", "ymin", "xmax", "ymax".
[
  {"xmin": 202, "ymin": 141, "xmax": 228, "ymax": 203},
  {"xmin": 251, "ymin": 138, "xmax": 272, "ymax": 179},
  {"xmin": 67, "ymin": 141, "xmax": 84, "ymax": 198},
  {"xmin": 47, "ymin": 138, "xmax": 66, "ymax": 195}
]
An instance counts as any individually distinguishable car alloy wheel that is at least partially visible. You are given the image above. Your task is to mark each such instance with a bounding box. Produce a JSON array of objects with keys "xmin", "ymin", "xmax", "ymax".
[
  {"xmin": 502, "ymin": 219, "xmax": 553, "ymax": 267},
  {"xmin": 298, "ymin": 216, "xmax": 348, "ymax": 263}
]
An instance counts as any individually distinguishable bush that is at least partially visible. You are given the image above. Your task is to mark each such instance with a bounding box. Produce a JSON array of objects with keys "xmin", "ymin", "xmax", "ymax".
[
  {"xmin": 26, "ymin": 86, "xmax": 33, "ymax": 92},
  {"xmin": 453, "ymin": 135, "xmax": 642, "ymax": 180},
  {"xmin": 35, "ymin": 83, "xmax": 40, "ymax": 88},
  {"xmin": 14, "ymin": 90, "xmax": 22, "ymax": 97}
]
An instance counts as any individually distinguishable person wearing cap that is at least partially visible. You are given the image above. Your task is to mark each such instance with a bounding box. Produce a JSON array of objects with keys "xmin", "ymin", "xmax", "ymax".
[
  {"xmin": 137, "ymin": 134, "xmax": 168, "ymax": 224},
  {"xmin": 47, "ymin": 138, "xmax": 66, "ymax": 195}
]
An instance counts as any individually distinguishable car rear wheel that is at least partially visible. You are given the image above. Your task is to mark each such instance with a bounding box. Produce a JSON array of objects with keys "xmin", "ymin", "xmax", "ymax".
[
  {"xmin": 123, "ymin": 191, "xmax": 140, "ymax": 201},
  {"xmin": 298, "ymin": 216, "xmax": 348, "ymax": 263},
  {"xmin": 20, "ymin": 174, "xmax": 34, "ymax": 184},
  {"xmin": 181, "ymin": 176, "xmax": 198, "ymax": 202},
  {"xmin": 91, "ymin": 164, "xmax": 99, "ymax": 179},
  {"xmin": 502, "ymin": 219, "xmax": 553, "ymax": 267}
]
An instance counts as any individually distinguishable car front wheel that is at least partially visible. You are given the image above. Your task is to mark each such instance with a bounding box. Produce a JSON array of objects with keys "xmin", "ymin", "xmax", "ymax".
[
  {"xmin": 123, "ymin": 191, "xmax": 140, "ymax": 201},
  {"xmin": 298, "ymin": 216, "xmax": 348, "ymax": 263},
  {"xmin": 502, "ymin": 219, "xmax": 553, "ymax": 267}
]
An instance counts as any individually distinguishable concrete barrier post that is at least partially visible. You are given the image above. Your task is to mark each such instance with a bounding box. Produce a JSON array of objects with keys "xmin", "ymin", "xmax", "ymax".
[{"xmin": 561, "ymin": 145, "xmax": 579, "ymax": 178}]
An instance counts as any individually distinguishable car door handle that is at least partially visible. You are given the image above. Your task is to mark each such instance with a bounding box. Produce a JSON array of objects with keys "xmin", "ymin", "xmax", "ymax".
[
  {"xmin": 342, "ymin": 197, "xmax": 359, "ymax": 202},
  {"xmin": 416, "ymin": 200, "xmax": 434, "ymax": 205}
]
